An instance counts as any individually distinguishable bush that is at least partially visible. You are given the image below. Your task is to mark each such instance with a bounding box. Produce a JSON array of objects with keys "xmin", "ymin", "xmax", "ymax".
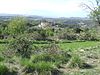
[
  {"xmin": 0, "ymin": 56, "xmax": 4, "ymax": 62},
  {"xmin": 79, "ymin": 29, "xmax": 98, "ymax": 41},
  {"xmin": 8, "ymin": 16, "xmax": 28, "ymax": 36},
  {"xmin": 31, "ymin": 54, "xmax": 62, "ymax": 64},
  {"xmin": 58, "ymin": 32, "xmax": 78, "ymax": 40},
  {"xmin": 30, "ymin": 43, "xmax": 71, "ymax": 63},
  {"xmin": 44, "ymin": 43, "xmax": 61, "ymax": 54},
  {"xmin": 19, "ymin": 43, "xmax": 71, "ymax": 74},
  {"xmin": 68, "ymin": 54, "xmax": 84, "ymax": 68},
  {"xmin": 8, "ymin": 35, "xmax": 32, "ymax": 58},
  {"xmin": 0, "ymin": 63, "xmax": 8, "ymax": 75},
  {"xmin": 21, "ymin": 60, "xmax": 55, "ymax": 74}
]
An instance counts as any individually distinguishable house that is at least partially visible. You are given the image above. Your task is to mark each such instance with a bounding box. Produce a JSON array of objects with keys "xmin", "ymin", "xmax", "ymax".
[
  {"xmin": 38, "ymin": 20, "xmax": 54, "ymax": 28},
  {"xmin": 78, "ymin": 22, "xmax": 87, "ymax": 28}
]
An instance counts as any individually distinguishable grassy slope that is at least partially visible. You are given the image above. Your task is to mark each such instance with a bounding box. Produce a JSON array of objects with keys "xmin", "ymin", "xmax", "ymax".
[
  {"xmin": 0, "ymin": 41, "xmax": 100, "ymax": 75},
  {"xmin": 59, "ymin": 41, "xmax": 100, "ymax": 50},
  {"xmin": 32, "ymin": 41, "xmax": 100, "ymax": 75},
  {"xmin": 63, "ymin": 46, "xmax": 100, "ymax": 75},
  {"xmin": 0, "ymin": 41, "xmax": 99, "ymax": 52},
  {"xmin": 33, "ymin": 41, "xmax": 100, "ymax": 50}
]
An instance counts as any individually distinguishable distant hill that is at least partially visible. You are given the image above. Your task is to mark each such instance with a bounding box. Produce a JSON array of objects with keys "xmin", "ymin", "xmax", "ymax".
[
  {"xmin": 0, "ymin": 13, "xmax": 21, "ymax": 16},
  {"xmin": 0, "ymin": 13, "xmax": 95, "ymax": 28},
  {"xmin": 0, "ymin": 13, "xmax": 44, "ymax": 20}
]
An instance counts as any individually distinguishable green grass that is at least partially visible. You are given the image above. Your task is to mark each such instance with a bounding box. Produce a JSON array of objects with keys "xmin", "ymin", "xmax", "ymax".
[
  {"xmin": 32, "ymin": 41, "xmax": 100, "ymax": 51},
  {"xmin": 0, "ymin": 40, "xmax": 100, "ymax": 75},
  {"xmin": 64, "ymin": 47, "xmax": 100, "ymax": 75},
  {"xmin": 59, "ymin": 41, "xmax": 100, "ymax": 50},
  {"xmin": 0, "ymin": 41, "xmax": 99, "ymax": 51},
  {"xmin": 0, "ymin": 44, "xmax": 7, "ymax": 51},
  {"xmin": 0, "ymin": 62, "xmax": 8, "ymax": 75}
]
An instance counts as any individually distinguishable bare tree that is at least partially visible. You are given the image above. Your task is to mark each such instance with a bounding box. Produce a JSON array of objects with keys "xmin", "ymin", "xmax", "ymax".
[{"xmin": 81, "ymin": 0, "xmax": 100, "ymax": 26}]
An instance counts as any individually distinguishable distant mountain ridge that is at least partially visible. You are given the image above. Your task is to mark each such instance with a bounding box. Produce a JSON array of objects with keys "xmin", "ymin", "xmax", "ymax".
[
  {"xmin": 0, "ymin": 13, "xmax": 88, "ymax": 19},
  {"xmin": 0, "ymin": 13, "xmax": 94, "ymax": 28},
  {"xmin": 0, "ymin": 13, "xmax": 21, "ymax": 16}
]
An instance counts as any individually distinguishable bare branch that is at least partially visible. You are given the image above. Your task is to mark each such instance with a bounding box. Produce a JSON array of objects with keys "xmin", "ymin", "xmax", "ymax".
[
  {"xmin": 81, "ymin": 3, "xmax": 94, "ymax": 11},
  {"xmin": 96, "ymin": 0, "xmax": 99, "ymax": 6},
  {"xmin": 81, "ymin": 0, "xmax": 100, "ymax": 26}
]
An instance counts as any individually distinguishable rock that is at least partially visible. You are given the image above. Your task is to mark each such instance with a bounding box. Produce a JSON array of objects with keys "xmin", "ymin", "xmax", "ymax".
[{"xmin": 80, "ymin": 49, "xmax": 85, "ymax": 52}]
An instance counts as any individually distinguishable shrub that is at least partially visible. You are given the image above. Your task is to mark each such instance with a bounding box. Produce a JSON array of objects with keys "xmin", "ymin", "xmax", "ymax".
[
  {"xmin": 31, "ymin": 54, "xmax": 62, "ymax": 64},
  {"xmin": 22, "ymin": 60, "xmax": 55, "ymax": 74},
  {"xmin": 31, "ymin": 43, "xmax": 71, "ymax": 63},
  {"xmin": 58, "ymin": 32, "xmax": 78, "ymax": 40},
  {"xmin": 0, "ymin": 63, "xmax": 9, "ymax": 75},
  {"xmin": 19, "ymin": 43, "xmax": 72, "ymax": 75},
  {"xmin": 68, "ymin": 54, "xmax": 84, "ymax": 68},
  {"xmin": 8, "ymin": 35, "xmax": 32, "ymax": 58},
  {"xmin": 79, "ymin": 29, "xmax": 98, "ymax": 41},
  {"xmin": 0, "ymin": 56, "xmax": 4, "ymax": 62},
  {"xmin": 8, "ymin": 16, "xmax": 28, "ymax": 36},
  {"xmin": 44, "ymin": 43, "xmax": 61, "ymax": 54}
]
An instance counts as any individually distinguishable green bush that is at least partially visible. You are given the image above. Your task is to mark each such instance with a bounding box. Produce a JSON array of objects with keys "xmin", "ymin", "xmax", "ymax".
[
  {"xmin": 8, "ymin": 35, "xmax": 32, "ymax": 58},
  {"xmin": 68, "ymin": 54, "xmax": 84, "ymax": 68},
  {"xmin": 8, "ymin": 16, "xmax": 28, "ymax": 36},
  {"xmin": 0, "ymin": 56, "xmax": 4, "ymax": 62},
  {"xmin": 21, "ymin": 60, "xmax": 55, "ymax": 73},
  {"xmin": 20, "ymin": 48, "xmax": 71, "ymax": 74},
  {"xmin": 31, "ymin": 54, "xmax": 64, "ymax": 64},
  {"xmin": 79, "ymin": 29, "xmax": 98, "ymax": 41},
  {"xmin": 30, "ymin": 43, "xmax": 71, "ymax": 64},
  {"xmin": 27, "ymin": 61, "xmax": 55, "ymax": 73},
  {"xmin": 25, "ymin": 61, "xmax": 62, "ymax": 75},
  {"xmin": 0, "ymin": 63, "xmax": 8, "ymax": 75},
  {"xmin": 59, "ymin": 32, "xmax": 78, "ymax": 40},
  {"xmin": 68, "ymin": 53, "xmax": 93, "ymax": 69}
]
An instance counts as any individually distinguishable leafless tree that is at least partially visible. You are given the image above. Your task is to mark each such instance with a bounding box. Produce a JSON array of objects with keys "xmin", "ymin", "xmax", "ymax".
[{"xmin": 81, "ymin": 0, "xmax": 100, "ymax": 26}]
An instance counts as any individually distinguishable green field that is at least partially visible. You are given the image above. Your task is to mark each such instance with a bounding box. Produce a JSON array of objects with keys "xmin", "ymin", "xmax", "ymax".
[
  {"xmin": 59, "ymin": 41, "xmax": 100, "ymax": 50},
  {"xmin": 32, "ymin": 41, "xmax": 100, "ymax": 50},
  {"xmin": 0, "ymin": 40, "xmax": 100, "ymax": 75},
  {"xmin": 0, "ymin": 41, "xmax": 99, "ymax": 51}
]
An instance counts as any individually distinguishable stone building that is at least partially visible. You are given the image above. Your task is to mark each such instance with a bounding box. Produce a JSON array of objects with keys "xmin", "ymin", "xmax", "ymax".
[{"xmin": 38, "ymin": 20, "xmax": 53, "ymax": 28}]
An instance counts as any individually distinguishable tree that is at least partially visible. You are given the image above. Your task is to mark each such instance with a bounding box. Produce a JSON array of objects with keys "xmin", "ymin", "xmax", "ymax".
[
  {"xmin": 8, "ymin": 16, "xmax": 28, "ymax": 36},
  {"xmin": 81, "ymin": 0, "xmax": 100, "ymax": 26},
  {"xmin": 9, "ymin": 35, "xmax": 32, "ymax": 58},
  {"xmin": 38, "ymin": 28, "xmax": 54, "ymax": 40}
]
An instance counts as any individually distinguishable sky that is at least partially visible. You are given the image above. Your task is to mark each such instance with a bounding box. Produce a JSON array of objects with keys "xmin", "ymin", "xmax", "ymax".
[{"xmin": 0, "ymin": 0, "xmax": 95, "ymax": 18}]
